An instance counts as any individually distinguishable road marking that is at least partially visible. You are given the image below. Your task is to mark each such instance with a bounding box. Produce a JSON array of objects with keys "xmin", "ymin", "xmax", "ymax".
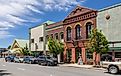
[
  {"xmin": 2, "ymin": 65, "xmax": 5, "ymax": 66},
  {"xmin": 50, "ymin": 74, "xmax": 53, "ymax": 76},
  {"xmin": 17, "ymin": 68, "xmax": 25, "ymax": 71}
]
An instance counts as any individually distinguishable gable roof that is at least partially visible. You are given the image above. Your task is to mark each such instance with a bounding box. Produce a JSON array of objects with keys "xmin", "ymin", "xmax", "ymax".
[
  {"xmin": 65, "ymin": 5, "xmax": 97, "ymax": 19},
  {"xmin": 30, "ymin": 20, "xmax": 55, "ymax": 29},
  {"xmin": 15, "ymin": 39, "xmax": 29, "ymax": 48},
  {"xmin": 10, "ymin": 39, "xmax": 29, "ymax": 49}
]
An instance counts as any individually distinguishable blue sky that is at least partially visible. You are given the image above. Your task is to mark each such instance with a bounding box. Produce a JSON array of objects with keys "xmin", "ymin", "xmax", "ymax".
[{"xmin": 0, "ymin": 0, "xmax": 121, "ymax": 48}]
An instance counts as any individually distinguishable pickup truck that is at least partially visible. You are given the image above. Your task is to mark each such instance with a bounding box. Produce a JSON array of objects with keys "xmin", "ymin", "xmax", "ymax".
[{"xmin": 102, "ymin": 61, "xmax": 121, "ymax": 74}]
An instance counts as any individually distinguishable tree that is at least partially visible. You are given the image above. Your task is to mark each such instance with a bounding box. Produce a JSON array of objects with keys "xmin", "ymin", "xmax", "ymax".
[
  {"xmin": 48, "ymin": 37, "xmax": 64, "ymax": 58},
  {"xmin": 8, "ymin": 45, "xmax": 11, "ymax": 49},
  {"xmin": 88, "ymin": 28, "xmax": 109, "ymax": 66}
]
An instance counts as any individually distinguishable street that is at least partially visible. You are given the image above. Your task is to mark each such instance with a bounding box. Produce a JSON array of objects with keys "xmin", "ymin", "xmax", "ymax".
[{"xmin": 0, "ymin": 59, "xmax": 120, "ymax": 76}]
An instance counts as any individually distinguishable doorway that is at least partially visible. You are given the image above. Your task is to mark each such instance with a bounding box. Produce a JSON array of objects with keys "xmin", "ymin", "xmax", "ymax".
[{"xmin": 76, "ymin": 47, "xmax": 82, "ymax": 63}]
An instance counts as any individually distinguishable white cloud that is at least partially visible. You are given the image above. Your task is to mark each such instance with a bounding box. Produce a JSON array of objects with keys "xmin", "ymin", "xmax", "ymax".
[
  {"xmin": 0, "ymin": 0, "xmax": 85, "ymax": 38},
  {"xmin": 0, "ymin": 31, "xmax": 15, "ymax": 39}
]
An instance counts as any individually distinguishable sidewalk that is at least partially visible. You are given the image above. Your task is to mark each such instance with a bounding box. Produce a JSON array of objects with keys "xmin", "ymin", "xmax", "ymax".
[{"xmin": 59, "ymin": 63, "xmax": 104, "ymax": 70}]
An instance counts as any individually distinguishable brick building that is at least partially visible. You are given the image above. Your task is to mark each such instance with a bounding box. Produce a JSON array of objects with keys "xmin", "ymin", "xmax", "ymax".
[
  {"xmin": 46, "ymin": 21, "xmax": 64, "ymax": 62},
  {"xmin": 63, "ymin": 5, "xmax": 97, "ymax": 63}
]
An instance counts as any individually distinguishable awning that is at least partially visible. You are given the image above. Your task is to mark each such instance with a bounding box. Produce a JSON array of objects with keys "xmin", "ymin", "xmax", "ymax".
[{"xmin": 109, "ymin": 47, "xmax": 121, "ymax": 52}]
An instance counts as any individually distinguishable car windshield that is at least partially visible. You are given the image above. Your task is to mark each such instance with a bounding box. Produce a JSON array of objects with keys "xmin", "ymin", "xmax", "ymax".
[
  {"xmin": 46, "ymin": 56, "xmax": 51, "ymax": 59},
  {"xmin": 29, "ymin": 56, "xmax": 34, "ymax": 58},
  {"xmin": 15, "ymin": 57, "xmax": 19, "ymax": 59}
]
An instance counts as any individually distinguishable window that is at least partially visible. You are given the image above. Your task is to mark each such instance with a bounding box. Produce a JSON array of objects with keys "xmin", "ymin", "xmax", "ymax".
[
  {"xmin": 60, "ymin": 32, "xmax": 64, "ymax": 39},
  {"xmin": 39, "ymin": 37, "xmax": 43, "ymax": 42},
  {"xmin": 31, "ymin": 39, "xmax": 34, "ymax": 43},
  {"xmin": 35, "ymin": 43, "xmax": 38, "ymax": 49},
  {"xmin": 75, "ymin": 25, "xmax": 81, "ymax": 40},
  {"xmin": 66, "ymin": 27, "xmax": 71, "ymax": 41},
  {"xmin": 51, "ymin": 34, "xmax": 53, "ymax": 38},
  {"xmin": 54, "ymin": 33, "xmax": 58, "ymax": 39},
  {"xmin": 86, "ymin": 22, "xmax": 92, "ymax": 38}
]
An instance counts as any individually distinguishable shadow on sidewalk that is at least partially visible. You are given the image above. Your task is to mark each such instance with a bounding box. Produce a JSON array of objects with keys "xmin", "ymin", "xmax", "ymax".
[{"xmin": 0, "ymin": 69, "xmax": 12, "ymax": 76}]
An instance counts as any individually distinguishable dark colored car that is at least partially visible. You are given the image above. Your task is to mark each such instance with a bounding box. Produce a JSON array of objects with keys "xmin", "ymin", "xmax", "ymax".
[
  {"xmin": 23, "ymin": 56, "xmax": 38, "ymax": 64},
  {"xmin": 37, "ymin": 55, "xmax": 58, "ymax": 66},
  {"xmin": 5, "ymin": 55, "xmax": 15, "ymax": 62}
]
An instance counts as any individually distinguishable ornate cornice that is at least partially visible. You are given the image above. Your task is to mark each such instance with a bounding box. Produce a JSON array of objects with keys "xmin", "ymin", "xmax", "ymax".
[{"xmin": 63, "ymin": 11, "xmax": 97, "ymax": 25}]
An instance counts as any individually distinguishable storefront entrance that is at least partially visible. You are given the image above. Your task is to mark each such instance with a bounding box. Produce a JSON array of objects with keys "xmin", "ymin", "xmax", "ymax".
[
  {"xmin": 66, "ymin": 49, "xmax": 72, "ymax": 63},
  {"xmin": 75, "ymin": 47, "xmax": 82, "ymax": 63}
]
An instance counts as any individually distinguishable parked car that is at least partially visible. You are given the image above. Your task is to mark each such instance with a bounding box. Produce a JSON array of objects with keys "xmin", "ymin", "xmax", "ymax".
[
  {"xmin": 14, "ymin": 57, "xmax": 21, "ymax": 63},
  {"xmin": 19, "ymin": 56, "xmax": 24, "ymax": 63},
  {"xmin": 102, "ymin": 61, "xmax": 121, "ymax": 74},
  {"xmin": 37, "ymin": 55, "xmax": 58, "ymax": 66},
  {"xmin": 5, "ymin": 55, "xmax": 15, "ymax": 62},
  {"xmin": 23, "ymin": 56, "xmax": 38, "ymax": 64}
]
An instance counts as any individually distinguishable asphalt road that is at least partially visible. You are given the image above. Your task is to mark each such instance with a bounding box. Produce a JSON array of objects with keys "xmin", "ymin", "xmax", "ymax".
[{"xmin": 0, "ymin": 59, "xmax": 121, "ymax": 76}]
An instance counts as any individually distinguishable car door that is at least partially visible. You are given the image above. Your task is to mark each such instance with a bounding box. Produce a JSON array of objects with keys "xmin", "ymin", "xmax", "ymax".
[{"xmin": 39, "ymin": 56, "xmax": 46, "ymax": 63}]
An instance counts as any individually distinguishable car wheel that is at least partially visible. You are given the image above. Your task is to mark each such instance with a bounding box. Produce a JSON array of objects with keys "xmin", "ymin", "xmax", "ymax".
[
  {"xmin": 38, "ymin": 61, "xmax": 41, "ymax": 65},
  {"xmin": 47, "ymin": 62, "xmax": 51, "ymax": 66},
  {"xmin": 29, "ymin": 61, "xmax": 32, "ymax": 64},
  {"xmin": 41, "ymin": 62, "xmax": 46, "ymax": 66},
  {"xmin": 108, "ymin": 65, "xmax": 119, "ymax": 74}
]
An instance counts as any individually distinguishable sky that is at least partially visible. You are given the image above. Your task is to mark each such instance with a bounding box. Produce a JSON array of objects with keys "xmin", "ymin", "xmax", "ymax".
[{"xmin": 0, "ymin": 0, "xmax": 121, "ymax": 48}]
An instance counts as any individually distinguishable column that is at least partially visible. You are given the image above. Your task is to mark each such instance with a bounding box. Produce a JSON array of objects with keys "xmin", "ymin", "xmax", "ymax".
[
  {"xmin": 63, "ymin": 48, "xmax": 67, "ymax": 62},
  {"xmin": 81, "ymin": 48, "xmax": 86, "ymax": 64},
  {"xmin": 96, "ymin": 53, "xmax": 100, "ymax": 65},
  {"xmin": 112, "ymin": 50, "xmax": 115, "ymax": 61},
  {"xmin": 93, "ymin": 52, "xmax": 96, "ymax": 65},
  {"xmin": 71, "ymin": 48, "xmax": 76, "ymax": 63}
]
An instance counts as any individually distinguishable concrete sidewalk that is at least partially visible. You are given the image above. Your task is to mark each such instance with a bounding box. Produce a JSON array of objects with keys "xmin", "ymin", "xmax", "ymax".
[{"xmin": 59, "ymin": 63, "xmax": 105, "ymax": 70}]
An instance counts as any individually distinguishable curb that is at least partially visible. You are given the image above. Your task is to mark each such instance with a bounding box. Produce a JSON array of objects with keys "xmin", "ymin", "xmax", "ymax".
[{"xmin": 59, "ymin": 65, "xmax": 104, "ymax": 70}]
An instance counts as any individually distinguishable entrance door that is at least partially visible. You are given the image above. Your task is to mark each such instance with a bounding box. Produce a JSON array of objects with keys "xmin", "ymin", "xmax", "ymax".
[
  {"xmin": 76, "ymin": 47, "xmax": 82, "ymax": 63},
  {"xmin": 66, "ymin": 49, "xmax": 72, "ymax": 63}
]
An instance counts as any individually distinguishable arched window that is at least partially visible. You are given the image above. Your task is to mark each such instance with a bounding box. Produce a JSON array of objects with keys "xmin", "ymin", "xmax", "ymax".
[
  {"xmin": 66, "ymin": 27, "xmax": 71, "ymax": 41},
  {"xmin": 54, "ymin": 33, "xmax": 58, "ymax": 39},
  {"xmin": 75, "ymin": 25, "xmax": 81, "ymax": 40},
  {"xmin": 60, "ymin": 32, "xmax": 64, "ymax": 39},
  {"xmin": 50, "ymin": 34, "xmax": 53, "ymax": 38},
  {"xmin": 86, "ymin": 22, "xmax": 93, "ymax": 38}
]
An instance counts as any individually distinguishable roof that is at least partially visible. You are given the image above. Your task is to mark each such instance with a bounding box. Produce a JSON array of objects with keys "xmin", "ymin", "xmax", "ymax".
[
  {"xmin": 30, "ymin": 20, "xmax": 55, "ymax": 29},
  {"xmin": 11, "ymin": 39, "xmax": 29, "ymax": 49},
  {"xmin": 99, "ymin": 2, "xmax": 121, "ymax": 12},
  {"xmin": 15, "ymin": 39, "xmax": 29, "ymax": 48},
  {"xmin": 43, "ymin": 20, "xmax": 55, "ymax": 25},
  {"xmin": 65, "ymin": 5, "xmax": 97, "ymax": 19}
]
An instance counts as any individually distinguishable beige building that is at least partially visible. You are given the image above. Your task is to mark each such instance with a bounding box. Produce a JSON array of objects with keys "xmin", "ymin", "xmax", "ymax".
[{"xmin": 29, "ymin": 21, "xmax": 54, "ymax": 54}]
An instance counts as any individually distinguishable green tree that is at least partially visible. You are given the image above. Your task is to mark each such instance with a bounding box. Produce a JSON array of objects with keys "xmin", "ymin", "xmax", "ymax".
[
  {"xmin": 88, "ymin": 28, "xmax": 109, "ymax": 66},
  {"xmin": 48, "ymin": 37, "xmax": 64, "ymax": 58},
  {"xmin": 7, "ymin": 45, "xmax": 11, "ymax": 49}
]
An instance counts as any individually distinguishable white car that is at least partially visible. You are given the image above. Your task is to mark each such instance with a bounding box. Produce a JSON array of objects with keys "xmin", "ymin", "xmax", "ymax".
[
  {"xmin": 19, "ymin": 57, "xmax": 24, "ymax": 63},
  {"xmin": 102, "ymin": 61, "xmax": 121, "ymax": 74}
]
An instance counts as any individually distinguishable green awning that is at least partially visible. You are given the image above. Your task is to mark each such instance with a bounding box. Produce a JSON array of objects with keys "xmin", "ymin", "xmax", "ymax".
[{"xmin": 109, "ymin": 47, "xmax": 121, "ymax": 52}]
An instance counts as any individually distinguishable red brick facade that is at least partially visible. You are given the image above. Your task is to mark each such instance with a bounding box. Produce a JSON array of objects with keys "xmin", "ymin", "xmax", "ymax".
[
  {"xmin": 46, "ymin": 5, "xmax": 99, "ymax": 64},
  {"xmin": 46, "ymin": 21, "xmax": 63, "ymax": 40},
  {"xmin": 63, "ymin": 5, "xmax": 97, "ymax": 64}
]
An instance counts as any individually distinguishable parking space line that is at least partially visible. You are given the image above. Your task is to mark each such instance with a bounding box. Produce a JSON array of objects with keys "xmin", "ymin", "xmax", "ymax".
[{"xmin": 17, "ymin": 67, "xmax": 25, "ymax": 71}]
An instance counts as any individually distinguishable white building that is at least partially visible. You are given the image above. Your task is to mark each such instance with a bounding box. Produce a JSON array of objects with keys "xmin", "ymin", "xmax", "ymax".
[{"xmin": 29, "ymin": 21, "xmax": 54, "ymax": 54}]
